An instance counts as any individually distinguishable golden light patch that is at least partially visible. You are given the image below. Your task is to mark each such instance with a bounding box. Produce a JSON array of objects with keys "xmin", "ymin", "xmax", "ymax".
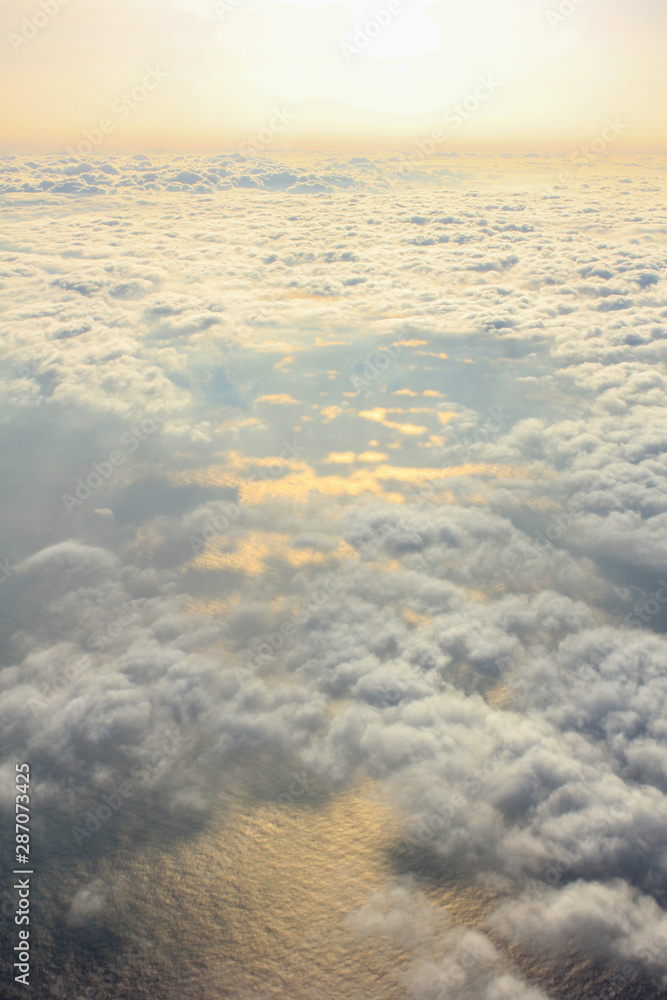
[
  {"xmin": 191, "ymin": 531, "xmax": 275, "ymax": 576},
  {"xmin": 189, "ymin": 530, "xmax": 355, "ymax": 576},
  {"xmin": 462, "ymin": 588, "xmax": 487, "ymax": 603},
  {"xmin": 368, "ymin": 559, "xmax": 400, "ymax": 573},
  {"xmin": 216, "ymin": 417, "xmax": 263, "ymax": 435},
  {"xmin": 275, "ymin": 356, "xmax": 295, "ymax": 370},
  {"xmin": 257, "ymin": 394, "xmax": 300, "ymax": 405},
  {"xmin": 423, "ymin": 390, "xmax": 442, "ymax": 397},
  {"xmin": 401, "ymin": 608, "xmax": 431, "ymax": 627},
  {"xmin": 320, "ymin": 405, "xmax": 343, "ymax": 421},
  {"xmin": 357, "ymin": 452, "xmax": 388, "ymax": 462},
  {"xmin": 484, "ymin": 681, "xmax": 512, "ymax": 709},
  {"xmin": 416, "ymin": 351, "xmax": 449, "ymax": 360},
  {"xmin": 358, "ymin": 408, "xmax": 427, "ymax": 435},
  {"xmin": 176, "ymin": 455, "xmax": 401, "ymax": 505},
  {"xmin": 397, "ymin": 339, "xmax": 428, "ymax": 346},
  {"xmin": 325, "ymin": 452, "xmax": 356, "ymax": 464},
  {"xmin": 174, "ymin": 448, "xmax": 523, "ymax": 514},
  {"xmin": 376, "ymin": 463, "xmax": 528, "ymax": 485},
  {"xmin": 437, "ymin": 412, "xmax": 458, "ymax": 426},
  {"xmin": 184, "ymin": 595, "xmax": 242, "ymax": 617},
  {"xmin": 394, "ymin": 389, "xmax": 418, "ymax": 396}
]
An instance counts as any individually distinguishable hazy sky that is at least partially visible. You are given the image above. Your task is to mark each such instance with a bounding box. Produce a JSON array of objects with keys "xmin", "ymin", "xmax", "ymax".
[{"xmin": 1, "ymin": 0, "xmax": 666, "ymax": 151}]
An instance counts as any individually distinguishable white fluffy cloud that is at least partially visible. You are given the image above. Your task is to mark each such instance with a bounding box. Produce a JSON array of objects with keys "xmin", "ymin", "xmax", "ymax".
[{"xmin": 1, "ymin": 150, "xmax": 666, "ymax": 998}]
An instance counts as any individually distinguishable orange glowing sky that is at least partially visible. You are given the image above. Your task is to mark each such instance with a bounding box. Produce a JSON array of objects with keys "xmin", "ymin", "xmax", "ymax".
[{"xmin": 0, "ymin": 0, "xmax": 665, "ymax": 152}]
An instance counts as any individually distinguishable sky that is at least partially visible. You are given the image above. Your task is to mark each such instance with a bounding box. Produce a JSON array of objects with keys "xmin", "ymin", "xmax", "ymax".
[{"xmin": 1, "ymin": 0, "xmax": 666, "ymax": 151}]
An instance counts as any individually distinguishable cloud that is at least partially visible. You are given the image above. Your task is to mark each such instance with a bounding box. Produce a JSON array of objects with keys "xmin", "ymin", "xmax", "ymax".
[{"xmin": 2, "ymin": 150, "xmax": 667, "ymax": 996}]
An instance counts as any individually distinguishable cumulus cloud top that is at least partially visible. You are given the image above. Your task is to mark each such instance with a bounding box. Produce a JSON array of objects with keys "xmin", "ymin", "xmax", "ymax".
[{"xmin": 1, "ymin": 151, "xmax": 666, "ymax": 999}]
